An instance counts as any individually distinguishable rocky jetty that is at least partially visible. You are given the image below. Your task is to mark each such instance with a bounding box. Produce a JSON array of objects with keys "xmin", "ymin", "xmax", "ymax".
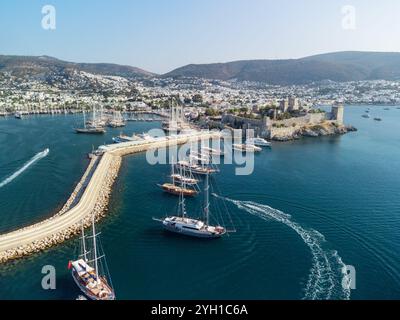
[
  {"xmin": 272, "ymin": 122, "xmax": 357, "ymax": 142},
  {"xmin": 0, "ymin": 155, "xmax": 122, "ymax": 264}
]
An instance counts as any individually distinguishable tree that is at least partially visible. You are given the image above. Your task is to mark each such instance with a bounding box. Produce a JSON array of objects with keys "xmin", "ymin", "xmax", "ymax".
[
  {"xmin": 192, "ymin": 94, "xmax": 203, "ymax": 103},
  {"xmin": 205, "ymin": 108, "xmax": 219, "ymax": 117}
]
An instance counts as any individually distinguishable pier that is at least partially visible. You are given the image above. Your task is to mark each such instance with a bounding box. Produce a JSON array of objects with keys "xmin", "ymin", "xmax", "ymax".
[{"xmin": 0, "ymin": 131, "xmax": 219, "ymax": 263}]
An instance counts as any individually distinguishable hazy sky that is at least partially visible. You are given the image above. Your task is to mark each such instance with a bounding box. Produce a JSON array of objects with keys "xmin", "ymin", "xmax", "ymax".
[{"xmin": 1, "ymin": 0, "xmax": 400, "ymax": 73}]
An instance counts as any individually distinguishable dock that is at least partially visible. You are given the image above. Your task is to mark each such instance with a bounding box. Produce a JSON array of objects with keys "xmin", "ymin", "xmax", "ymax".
[{"xmin": 0, "ymin": 131, "xmax": 219, "ymax": 263}]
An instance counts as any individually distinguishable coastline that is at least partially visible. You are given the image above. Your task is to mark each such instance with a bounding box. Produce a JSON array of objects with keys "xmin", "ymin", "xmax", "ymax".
[{"xmin": 271, "ymin": 122, "xmax": 357, "ymax": 141}]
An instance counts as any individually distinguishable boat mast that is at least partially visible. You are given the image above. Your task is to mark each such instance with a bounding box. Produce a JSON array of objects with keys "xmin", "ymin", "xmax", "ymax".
[
  {"xmin": 204, "ymin": 171, "xmax": 210, "ymax": 225},
  {"xmin": 92, "ymin": 215, "xmax": 99, "ymax": 280},
  {"xmin": 82, "ymin": 105, "xmax": 86, "ymax": 129},
  {"xmin": 171, "ymin": 157, "xmax": 175, "ymax": 185},
  {"xmin": 81, "ymin": 221, "xmax": 88, "ymax": 262},
  {"xmin": 179, "ymin": 165, "xmax": 186, "ymax": 218}
]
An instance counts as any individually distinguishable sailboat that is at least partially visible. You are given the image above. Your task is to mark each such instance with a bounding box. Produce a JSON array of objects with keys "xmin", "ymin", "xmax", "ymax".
[
  {"xmin": 75, "ymin": 106, "xmax": 106, "ymax": 134},
  {"xmin": 175, "ymin": 148, "xmax": 219, "ymax": 176},
  {"xmin": 154, "ymin": 171, "xmax": 227, "ymax": 238},
  {"xmin": 159, "ymin": 162, "xmax": 198, "ymax": 197},
  {"xmin": 69, "ymin": 217, "xmax": 115, "ymax": 300},
  {"xmin": 108, "ymin": 111, "xmax": 126, "ymax": 128}
]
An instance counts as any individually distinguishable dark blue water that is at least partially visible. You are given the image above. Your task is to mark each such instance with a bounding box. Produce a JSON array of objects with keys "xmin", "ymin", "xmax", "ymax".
[{"xmin": 0, "ymin": 106, "xmax": 399, "ymax": 300}]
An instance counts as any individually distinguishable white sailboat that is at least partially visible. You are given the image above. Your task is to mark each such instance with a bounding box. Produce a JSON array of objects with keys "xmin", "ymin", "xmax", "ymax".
[
  {"xmin": 154, "ymin": 171, "xmax": 227, "ymax": 239},
  {"xmin": 69, "ymin": 216, "xmax": 115, "ymax": 300}
]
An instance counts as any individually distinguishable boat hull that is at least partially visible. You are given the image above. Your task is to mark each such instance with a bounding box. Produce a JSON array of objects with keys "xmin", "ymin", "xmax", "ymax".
[
  {"xmin": 163, "ymin": 223, "xmax": 225, "ymax": 239},
  {"xmin": 161, "ymin": 217, "xmax": 226, "ymax": 239},
  {"xmin": 160, "ymin": 184, "xmax": 197, "ymax": 197},
  {"xmin": 75, "ymin": 128, "xmax": 106, "ymax": 134}
]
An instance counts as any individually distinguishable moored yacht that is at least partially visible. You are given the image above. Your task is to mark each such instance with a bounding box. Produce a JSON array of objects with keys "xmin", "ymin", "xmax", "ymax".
[
  {"xmin": 75, "ymin": 107, "xmax": 106, "ymax": 134},
  {"xmin": 233, "ymin": 143, "xmax": 262, "ymax": 152},
  {"xmin": 176, "ymin": 160, "xmax": 217, "ymax": 175},
  {"xmin": 159, "ymin": 161, "xmax": 198, "ymax": 196},
  {"xmin": 14, "ymin": 112, "xmax": 22, "ymax": 119},
  {"xmin": 201, "ymin": 146, "xmax": 225, "ymax": 156},
  {"xmin": 245, "ymin": 137, "xmax": 271, "ymax": 147},
  {"xmin": 159, "ymin": 183, "xmax": 198, "ymax": 197},
  {"xmin": 108, "ymin": 111, "xmax": 126, "ymax": 128},
  {"xmin": 112, "ymin": 134, "xmax": 142, "ymax": 143}
]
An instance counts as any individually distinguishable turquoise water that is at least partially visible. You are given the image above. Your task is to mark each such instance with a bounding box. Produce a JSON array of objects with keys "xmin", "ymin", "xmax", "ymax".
[{"xmin": 0, "ymin": 106, "xmax": 399, "ymax": 300}]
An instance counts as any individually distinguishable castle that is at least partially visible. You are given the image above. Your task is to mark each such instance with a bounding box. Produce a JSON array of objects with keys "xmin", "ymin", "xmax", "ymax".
[{"xmin": 221, "ymin": 103, "xmax": 345, "ymax": 140}]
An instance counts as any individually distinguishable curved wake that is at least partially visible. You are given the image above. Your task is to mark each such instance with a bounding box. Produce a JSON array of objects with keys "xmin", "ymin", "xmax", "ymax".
[
  {"xmin": 215, "ymin": 195, "xmax": 351, "ymax": 300},
  {"xmin": 0, "ymin": 148, "xmax": 49, "ymax": 189}
]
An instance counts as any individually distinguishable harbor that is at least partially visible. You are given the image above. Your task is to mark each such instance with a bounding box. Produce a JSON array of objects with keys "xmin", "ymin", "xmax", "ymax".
[
  {"xmin": 0, "ymin": 106, "xmax": 399, "ymax": 299},
  {"xmin": 0, "ymin": 129, "xmax": 220, "ymax": 264}
]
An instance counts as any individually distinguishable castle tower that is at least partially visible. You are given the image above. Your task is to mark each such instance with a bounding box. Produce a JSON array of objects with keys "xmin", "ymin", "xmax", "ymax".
[
  {"xmin": 261, "ymin": 116, "xmax": 272, "ymax": 138},
  {"xmin": 288, "ymin": 96, "xmax": 299, "ymax": 111},
  {"xmin": 279, "ymin": 99, "xmax": 289, "ymax": 113},
  {"xmin": 331, "ymin": 103, "xmax": 344, "ymax": 125}
]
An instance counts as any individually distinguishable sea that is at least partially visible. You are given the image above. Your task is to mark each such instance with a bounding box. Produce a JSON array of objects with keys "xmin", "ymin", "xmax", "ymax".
[{"xmin": 0, "ymin": 105, "xmax": 399, "ymax": 300}]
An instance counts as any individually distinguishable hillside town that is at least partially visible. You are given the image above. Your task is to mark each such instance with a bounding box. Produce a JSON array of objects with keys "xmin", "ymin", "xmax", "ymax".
[{"xmin": 2, "ymin": 71, "xmax": 395, "ymax": 139}]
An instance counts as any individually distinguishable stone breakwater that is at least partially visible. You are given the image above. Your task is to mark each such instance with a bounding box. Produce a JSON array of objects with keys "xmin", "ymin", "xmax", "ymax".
[
  {"xmin": 0, "ymin": 154, "xmax": 122, "ymax": 264},
  {"xmin": 57, "ymin": 156, "xmax": 99, "ymax": 216},
  {"xmin": 0, "ymin": 132, "xmax": 218, "ymax": 264},
  {"xmin": 0, "ymin": 156, "xmax": 99, "ymax": 240}
]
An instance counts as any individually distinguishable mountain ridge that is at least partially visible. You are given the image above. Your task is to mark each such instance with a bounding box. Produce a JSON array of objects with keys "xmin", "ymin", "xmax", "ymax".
[
  {"xmin": 0, "ymin": 55, "xmax": 155, "ymax": 79},
  {"xmin": 2, "ymin": 51, "xmax": 400, "ymax": 84},
  {"xmin": 163, "ymin": 51, "xmax": 400, "ymax": 84}
]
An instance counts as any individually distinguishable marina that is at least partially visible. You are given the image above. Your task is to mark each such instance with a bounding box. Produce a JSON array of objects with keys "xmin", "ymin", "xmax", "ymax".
[
  {"xmin": 3, "ymin": 0, "xmax": 400, "ymax": 304},
  {"xmin": 0, "ymin": 106, "xmax": 399, "ymax": 300},
  {"xmin": 0, "ymin": 126, "xmax": 220, "ymax": 264}
]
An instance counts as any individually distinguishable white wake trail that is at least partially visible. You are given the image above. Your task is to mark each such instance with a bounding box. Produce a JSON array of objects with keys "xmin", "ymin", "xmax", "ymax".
[
  {"xmin": 214, "ymin": 194, "xmax": 351, "ymax": 300},
  {"xmin": 0, "ymin": 148, "xmax": 49, "ymax": 189}
]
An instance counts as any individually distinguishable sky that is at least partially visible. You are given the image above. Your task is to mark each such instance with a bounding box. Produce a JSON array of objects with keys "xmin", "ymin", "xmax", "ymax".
[{"xmin": 1, "ymin": 0, "xmax": 400, "ymax": 74}]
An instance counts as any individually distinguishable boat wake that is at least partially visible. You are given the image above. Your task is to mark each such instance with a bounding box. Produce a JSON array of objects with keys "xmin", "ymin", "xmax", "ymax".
[
  {"xmin": 213, "ymin": 194, "xmax": 351, "ymax": 300},
  {"xmin": 0, "ymin": 148, "xmax": 49, "ymax": 189}
]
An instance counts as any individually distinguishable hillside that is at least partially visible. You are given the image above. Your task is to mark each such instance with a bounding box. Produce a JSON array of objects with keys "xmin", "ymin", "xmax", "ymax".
[
  {"xmin": 0, "ymin": 55, "xmax": 154, "ymax": 80},
  {"xmin": 163, "ymin": 51, "xmax": 400, "ymax": 84}
]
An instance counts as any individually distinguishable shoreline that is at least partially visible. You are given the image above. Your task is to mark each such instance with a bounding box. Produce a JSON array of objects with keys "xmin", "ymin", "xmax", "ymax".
[{"xmin": 271, "ymin": 122, "xmax": 357, "ymax": 141}]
